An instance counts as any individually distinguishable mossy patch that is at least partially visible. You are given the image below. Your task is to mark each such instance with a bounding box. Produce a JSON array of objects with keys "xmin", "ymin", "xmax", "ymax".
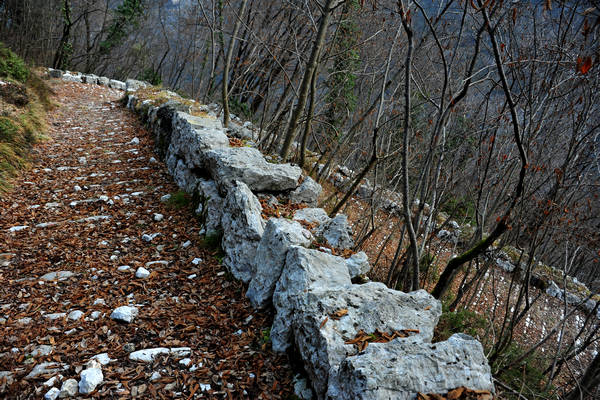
[{"xmin": 0, "ymin": 43, "xmax": 29, "ymax": 83}]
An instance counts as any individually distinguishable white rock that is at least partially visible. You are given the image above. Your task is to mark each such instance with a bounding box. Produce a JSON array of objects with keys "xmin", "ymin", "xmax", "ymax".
[
  {"xmin": 289, "ymin": 176, "xmax": 322, "ymax": 206},
  {"xmin": 59, "ymin": 378, "xmax": 78, "ymax": 397},
  {"xmin": 30, "ymin": 344, "xmax": 54, "ymax": 357},
  {"xmin": 117, "ymin": 265, "xmax": 130, "ymax": 271},
  {"xmin": 205, "ymin": 147, "xmax": 302, "ymax": 194},
  {"xmin": 78, "ymin": 157, "xmax": 87, "ymax": 165},
  {"xmin": 328, "ymin": 334, "xmax": 494, "ymax": 399},
  {"xmin": 74, "ymin": 185, "xmax": 82, "ymax": 192},
  {"xmin": 179, "ymin": 358, "xmax": 192, "ymax": 367},
  {"xmin": 128, "ymin": 348, "xmax": 170, "ymax": 362},
  {"xmin": 221, "ymin": 181, "xmax": 265, "ymax": 282},
  {"xmin": 160, "ymin": 194, "xmax": 171, "ymax": 202},
  {"xmin": 135, "ymin": 267, "xmax": 150, "ymax": 279},
  {"xmin": 44, "ymin": 313, "xmax": 66, "ymax": 321},
  {"xmin": 79, "ymin": 368, "xmax": 103, "ymax": 394},
  {"xmin": 247, "ymin": 218, "xmax": 313, "ymax": 309},
  {"xmin": 26, "ymin": 362, "xmax": 68, "ymax": 379},
  {"xmin": 44, "ymin": 387, "xmax": 60, "ymax": 400},
  {"xmin": 9, "ymin": 225, "xmax": 29, "ymax": 232},
  {"xmin": 153, "ymin": 213, "xmax": 164, "ymax": 222},
  {"xmin": 40, "ymin": 271, "xmax": 75, "ymax": 281},
  {"xmin": 43, "ymin": 375, "xmax": 60, "ymax": 387},
  {"xmin": 318, "ymin": 214, "xmax": 354, "ymax": 250},
  {"xmin": 192, "ymin": 258, "xmax": 202, "ymax": 265},
  {"xmin": 345, "ymin": 252, "xmax": 371, "ymax": 278},
  {"xmin": 142, "ymin": 233, "xmax": 160, "ymax": 242},
  {"xmin": 68, "ymin": 310, "xmax": 84, "ymax": 321},
  {"xmin": 150, "ymin": 371, "xmax": 161, "ymax": 381},
  {"xmin": 90, "ymin": 353, "xmax": 112, "ymax": 366},
  {"xmin": 110, "ymin": 306, "xmax": 139, "ymax": 323},
  {"xmin": 182, "ymin": 240, "xmax": 191, "ymax": 248},
  {"xmin": 293, "ymin": 208, "xmax": 331, "ymax": 227},
  {"xmin": 271, "ymin": 246, "xmax": 351, "ymax": 353},
  {"xmin": 89, "ymin": 311, "xmax": 102, "ymax": 320},
  {"xmin": 93, "ymin": 298, "xmax": 105, "ymax": 306}
]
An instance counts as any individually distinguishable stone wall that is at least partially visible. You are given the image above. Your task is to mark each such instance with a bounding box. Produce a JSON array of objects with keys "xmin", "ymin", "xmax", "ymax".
[{"xmin": 51, "ymin": 69, "xmax": 495, "ymax": 399}]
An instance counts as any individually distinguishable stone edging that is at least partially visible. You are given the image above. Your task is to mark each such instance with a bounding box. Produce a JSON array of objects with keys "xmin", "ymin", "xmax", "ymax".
[{"xmin": 49, "ymin": 69, "xmax": 495, "ymax": 400}]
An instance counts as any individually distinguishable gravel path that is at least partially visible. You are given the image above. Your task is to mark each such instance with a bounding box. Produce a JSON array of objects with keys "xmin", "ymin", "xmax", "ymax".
[{"xmin": 0, "ymin": 81, "xmax": 292, "ymax": 398}]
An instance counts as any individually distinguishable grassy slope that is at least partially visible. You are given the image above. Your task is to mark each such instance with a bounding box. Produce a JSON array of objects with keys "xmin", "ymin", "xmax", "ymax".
[{"xmin": 0, "ymin": 43, "xmax": 53, "ymax": 195}]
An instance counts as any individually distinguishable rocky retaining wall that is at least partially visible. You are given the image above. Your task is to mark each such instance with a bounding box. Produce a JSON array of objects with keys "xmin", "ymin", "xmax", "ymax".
[{"xmin": 51, "ymin": 69, "xmax": 494, "ymax": 399}]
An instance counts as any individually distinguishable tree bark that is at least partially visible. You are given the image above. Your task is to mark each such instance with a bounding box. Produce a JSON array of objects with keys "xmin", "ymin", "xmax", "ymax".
[
  {"xmin": 279, "ymin": 0, "xmax": 339, "ymax": 160},
  {"xmin": 222, "ymin": 0, "xmax": 248, "ymax": 127}
]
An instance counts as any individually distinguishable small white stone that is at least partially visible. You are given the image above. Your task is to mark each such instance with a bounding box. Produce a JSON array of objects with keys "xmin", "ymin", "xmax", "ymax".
[
  {"xmin": 200, "ymin": 383, "xmax": 211, "ymax": 392},
  {"xmin": 43, "ymin": 375, "xmax": 60, "ymax": 387},
  {"xmin": 153, "ymin": 213, "xmax": 164, "ymax": 222},
  {"xmin": 65, "ymin": 328, "xmax": 77, "ymax": 335},
  {"xmin": 110, "ymin": 306, "xmax": 138, "ymax": 323},
  {"xmin": 30, "ymin": 345, "xmax": 53, "ymax": 357},
  {"xmin": 179, "ymin": 358, "xmax": 192, "ymax": 367},
  {"xmin": 192, "ymin": 258, "xmax": 202, "ymax": 265},
  {"xmin": 130, "ymin": 137, "xmax": 140, "ymax": 145},
  {"xmin": 93, "ymin": 298, "xmax": 105, "ymax": 306},
  {"xmin": 117, "ymin": 265, "xmax": 130, "ymax": 272},
  {"xmin": 68, "ymin": 310, "xmax": 84, "ymax": 321},
  {"xmin": 74, "ymin": 185, "xmax": 82, "ymax": 192},
  {"xmin": 187, "ymin": 274, "xmax": 197, "ymax": 280},
  {"xmin": 128, "ymin": 348, "xmax": 170, "ymax": 362},
  {"xmin": 44, "ymin": 387, "xmax": 60, "ymax": 400},
  {"xmin": 149, "ymin": 371, "xmax": 161, "ymax": 381},
  {"xmin": 149, "ymin": 157, "xmax": 157, "ymax": 163},
  {"xmin": 79, "ymin": 367, "xmax": 103, "ymax": 394},
  {"xmin": 182, "ymin": 240, "xmax": 191, "ymax": 248},
  {"xmin": 135, "ymin": 267, "xmax": 150, "ymax": 279},
  {"xmin": 160, "ymin": 194, "xmax": 171, "ymax": 203},
  {"xmin": 92, "ymin": 353, "xmax": 114, "ymax": 365},
  {"xmin": 142, "ymin": 233, "xmax": 160, "ymax": 242},
  {"xmin": 89, "ymin": 311, "xmax": 102, "ymax": 320},
  {"xmin": 78, "ymin": 157, "xmax": 87, "ymax": 165}
]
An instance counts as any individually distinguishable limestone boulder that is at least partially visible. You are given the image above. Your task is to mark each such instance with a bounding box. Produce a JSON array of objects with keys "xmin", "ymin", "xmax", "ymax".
[
  {"xmin": 293, "ymin": 208, "xmax": 331, "ymax": 227},
  {"xmin": 221, "ymin": 181, "xmax": 265, "ymax": 282},
  {"xmin": 205, "ymin": 147, "xmax": 302, "ymax": 195},
  {"xmin": 271, "ymin": 246, "xmax": 351, "ymax": 353},
  {"xmin": 168, "ymin": 111, "xmax": 228, "ymax": 170},
  {"xmin": 290, "ymin": 176, "xmax": 322, "ymax": 206},
  {"xmin": 345, "ymin": 252, "xmax": 370, "ymax": 278},
  {"xmin": 247, "ymin": 219, "xmax": 313, "ymax": 309},
  {"xmin": 126, "ymin": 79, "xmax": 150, "ymax": 92},
  {"xmin": 292, "ymin": 283, "xmax": 441, "ymax": 397},
  {"xmin": 328, "ymin": 333, "xmax": 494, "ymax": 400},
  {"xmin": 82, "ymin": 74, "xmax": 99, "ymax": 84},
  {"xmin": 62, "ymin": 73, "xmax": 82, "ymax": 83},
  {"xmin": 109, "ymin": 79, "xmax": 126, "ymax": 90},
  {"xmin": 195, "ymin": 179, "xmax": 225, "ymax": 236},
  {"xmin": 317, "ymin": 214, "xmax": 354, "ymax": 250},
  {"xmin": 172, "ymin": 159, "xmax": 199, "ymax": 193}
]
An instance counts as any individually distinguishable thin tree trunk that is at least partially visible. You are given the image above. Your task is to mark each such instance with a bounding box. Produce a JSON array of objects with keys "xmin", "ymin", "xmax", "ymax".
[
  {"xmin": 279, "ymin": 0, "xmax": 339, "ymax": 160},
  {"xmin": 222, "ymin": 0, "xmax": 248, "ymax": 127}
]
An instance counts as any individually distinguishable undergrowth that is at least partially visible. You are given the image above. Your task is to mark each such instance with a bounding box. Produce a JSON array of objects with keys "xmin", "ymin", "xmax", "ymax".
[{"xmin": 0, "ymin": 43, "xmax": 54, "ymax": 195}]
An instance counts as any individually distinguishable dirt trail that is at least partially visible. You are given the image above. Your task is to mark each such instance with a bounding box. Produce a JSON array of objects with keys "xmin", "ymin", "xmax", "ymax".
[{"xmin": 0, "ymin": 81, "xmax": 292, "ymax": 398}]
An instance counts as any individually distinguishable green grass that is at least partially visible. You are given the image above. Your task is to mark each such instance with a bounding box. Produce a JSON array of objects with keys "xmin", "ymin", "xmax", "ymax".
[
  {"xmin": 0, "ymin": 43, "xmax": 29, "ymax": 82},
  {"xmin": 0, "ymin": 43, "xmax": 53, "ymax": 196},
  {"xmin": 433, "ymin": 302, "xmax": 487, "ymax": 342},
  {"xmin": 166, "ymin": 190, "xmax": 193, "ymax": 209}
]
